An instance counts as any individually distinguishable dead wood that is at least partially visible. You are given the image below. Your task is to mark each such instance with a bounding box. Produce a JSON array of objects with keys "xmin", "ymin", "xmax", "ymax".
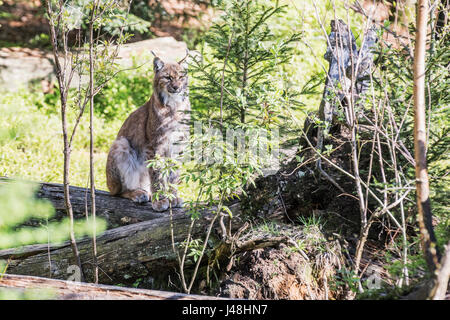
[{"xmin": 0, "ymin": 274, "xmax": 226, "ymax": 300}]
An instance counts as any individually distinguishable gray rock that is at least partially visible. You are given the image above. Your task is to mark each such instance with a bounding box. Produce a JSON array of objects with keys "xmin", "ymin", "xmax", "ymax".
[
  {"xmin": 0, "ymin": 37, "xmax": 188, "ymax": 91},
  {"xmin": 0, "ymin": 48, "xmax": 55, "ymax": 91},
  {"xmin": 117, "ymin": 36, "xmax": 188, "ymax": 67}
]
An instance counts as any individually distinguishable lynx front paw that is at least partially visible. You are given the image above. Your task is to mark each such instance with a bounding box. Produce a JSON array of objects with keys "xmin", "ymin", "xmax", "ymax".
[
  {"xmin": 151, "ymin": 198, "xmax": 170, "ymax": 212},
  {"xmin": 130, "ymin": 190, "xmax": 149, "ymax": 203}
]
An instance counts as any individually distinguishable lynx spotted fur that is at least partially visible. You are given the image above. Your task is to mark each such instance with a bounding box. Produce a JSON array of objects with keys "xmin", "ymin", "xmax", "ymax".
[{"xmin": 106, "ymin": 56, "xmax": 190, "ymax": 211}]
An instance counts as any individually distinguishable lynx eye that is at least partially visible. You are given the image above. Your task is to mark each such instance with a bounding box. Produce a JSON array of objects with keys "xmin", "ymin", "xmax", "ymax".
[{"xmin": 164, "ymin": 76, "xmax": 172, "ymax": 81}]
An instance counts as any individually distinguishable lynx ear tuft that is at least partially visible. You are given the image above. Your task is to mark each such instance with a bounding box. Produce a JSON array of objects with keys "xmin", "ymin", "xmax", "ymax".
[
  {"xmin": 178, "ymin": 49, "xmax": 189, "ymax": 70},
  {"xmin": 178, "ymin": 49, "xmax": 189, "ymax": 64},
  {"xmin": 153, "ymin": 57, "xmax": 164, "ymax": 72}
]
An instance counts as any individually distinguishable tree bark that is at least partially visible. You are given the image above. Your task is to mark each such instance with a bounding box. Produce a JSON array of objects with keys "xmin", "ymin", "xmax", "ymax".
[
  {"xmin": 88, "ymin": 0, "xmax": 99, "ymax": 284},
  {"xmin": 413, "ymin": 0, "xmax": 440, "ymax": 273},
  {"xmin": 45, "ymin": 0, "xmax": 84, "ymax": 281},
  {"xmin": 405, "ymin": 241, "xmax": 450, "ymax": 300},
  {"xmin": 431, "ymin": 241, "xmax": 450, "ymax": 300},
  {"xmin": 0, "ymin": 274, "xmax": 225, "ymax": 300},
  {"xmin": 0, "ymin": 177, "xmax": 171, "ymax": 228},
  {"xmin": 0, "ymin": 202, "xmax": 242, "ymax": 289}
]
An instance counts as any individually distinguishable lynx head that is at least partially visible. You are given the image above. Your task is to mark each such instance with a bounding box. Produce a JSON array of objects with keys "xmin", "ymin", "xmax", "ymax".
[{"xmin": 152, "ymin": 53, "xmax": 188, "ymax": 107}]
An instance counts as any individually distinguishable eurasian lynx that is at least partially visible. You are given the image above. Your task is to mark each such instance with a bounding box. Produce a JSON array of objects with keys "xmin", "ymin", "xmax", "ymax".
[{"xmin": 106, "ymin": 54, "xmax": 190, "ymax": 211}]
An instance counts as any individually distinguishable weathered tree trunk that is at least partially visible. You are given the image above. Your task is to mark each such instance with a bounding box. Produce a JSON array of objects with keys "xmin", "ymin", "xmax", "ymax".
[
  {"xmin": 404, "ymin": 241, "xmax": 450, "ymax": 300},
  {"xmin": 242, "ymin": 20, "xmax": 378, "ymax": 230},
  {"xmin": 413, "ymin": 0, "xmax": 440, "ymax": 274},
  {"xmin": 0, "ymin": 177, "xmax": 172, "ymax": 228},
  {"xmin": 0, "ymin": 202, "xmax": 242, "ymax": 290},
  {"xmin": 431, "ymin": 241, "xmax": 450, "ymax": 300},
  {"xmin": 0, "ymin": 274, "xmax": 225, "ymax": 300}
]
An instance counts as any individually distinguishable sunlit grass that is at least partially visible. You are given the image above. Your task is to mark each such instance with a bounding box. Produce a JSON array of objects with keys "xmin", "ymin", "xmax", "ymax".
[{"xmin": 0, "ymin": 90, "xmax": 118, "ymax": 191}]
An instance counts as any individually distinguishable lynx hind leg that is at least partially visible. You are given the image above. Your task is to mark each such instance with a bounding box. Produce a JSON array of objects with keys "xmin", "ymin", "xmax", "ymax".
[
  {"xmin": 106, "ymin": 148, "xmax": 122, "ymax": 196},
  {"xmin": 107, "ymin": 137, "xmax": 150, "ymax": 203}
]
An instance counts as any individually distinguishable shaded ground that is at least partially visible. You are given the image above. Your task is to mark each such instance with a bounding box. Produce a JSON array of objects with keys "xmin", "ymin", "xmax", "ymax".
[
  {"xmin": 0, "ymin": 0, "xmax": 48, "ymax": 47},
  {"xmin": 0, "ymin": 0, "xmax": 213, "ymax": 47},
  {"xmin": 220, "ymin": 116, "xmax": 410, "ymax": 299},
  {"xmin": 144, "ymin": 0, "xmax": 213, "ymax": 41},
  {"xmin": 218, "ymin": 223, "xmax": 347, "ymax": 300}
]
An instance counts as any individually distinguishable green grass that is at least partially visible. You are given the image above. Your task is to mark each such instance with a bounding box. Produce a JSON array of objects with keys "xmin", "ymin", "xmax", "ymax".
[{"xmin": 0, "ymin": 90, "xmax": 120, "ymax": 191}]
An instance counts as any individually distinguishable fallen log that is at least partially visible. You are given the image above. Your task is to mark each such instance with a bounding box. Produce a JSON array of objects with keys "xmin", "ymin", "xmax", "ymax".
[
  {"xmin": 0, "ymin": 177, "xmax": 182, "ymax": 228},
  {"xmin": 0, "ymin": 274, "xmax": 225, "ymax": 300},
  {"xmin": 0, "ymin": 202, "xmax": 242, "ymax": 289}
]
